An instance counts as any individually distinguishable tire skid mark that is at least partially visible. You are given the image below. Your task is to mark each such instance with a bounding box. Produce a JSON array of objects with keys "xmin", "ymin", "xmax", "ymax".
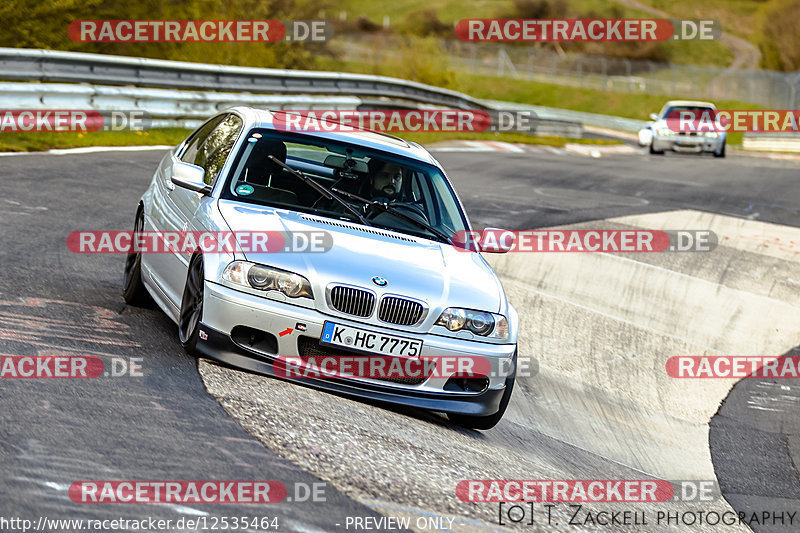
[{"xmin": 0, "ymin": 297, "xmax": 140, "ymax": 361}]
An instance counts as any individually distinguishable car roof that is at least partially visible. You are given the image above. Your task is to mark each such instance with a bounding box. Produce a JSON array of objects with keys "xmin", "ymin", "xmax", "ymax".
[
  {"xmin": 662, "ymin": 100, "xmax": 717, "ymax": 109},
  {"xmin": 226, "ymin": 106, "xmax": 439, "ymax": 166}
]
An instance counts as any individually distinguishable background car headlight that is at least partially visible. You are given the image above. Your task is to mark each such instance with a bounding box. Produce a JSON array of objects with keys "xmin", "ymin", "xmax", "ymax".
[
  {"xmin": 656, "ymin": 127, "xmax": 675, "ymax": 136},
  {"xmin": 435, "ymin": 307, "xmax": 508, "ymax": 338},
  {"xmin": 223, "ymin": 261, "xmax": 313, "ymax": 298},
  {"xmin": 705, "ymin": 131, "xmax": 720, "ymax": 138}
]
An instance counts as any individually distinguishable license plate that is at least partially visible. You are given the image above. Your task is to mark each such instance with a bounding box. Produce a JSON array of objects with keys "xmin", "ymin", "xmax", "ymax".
[{"xmin": 321, "ymin": 322, "xmax": 422, "ymax": 357}]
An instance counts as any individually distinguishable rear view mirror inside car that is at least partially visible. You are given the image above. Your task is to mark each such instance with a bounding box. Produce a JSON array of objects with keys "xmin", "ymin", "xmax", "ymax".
[{"xmin": 323, "ymin": 154, "xmax": 369, "ymax": 176}]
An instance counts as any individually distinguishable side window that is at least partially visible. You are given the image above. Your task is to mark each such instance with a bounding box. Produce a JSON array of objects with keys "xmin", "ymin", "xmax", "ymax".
[
  {"xmin": 428, "ymin": 173, "xmax": 460, "ymax": 233},
  {"xmin": 196, "ymin": 115, "xmax": 243, "ymax": 185},
  {"xmin": 179, "ymin": 114, "xmax": 226, "ymax": 167},
  {"xmin": 411, "ymin": 171, "xmax": 438, "ymax": 225}
]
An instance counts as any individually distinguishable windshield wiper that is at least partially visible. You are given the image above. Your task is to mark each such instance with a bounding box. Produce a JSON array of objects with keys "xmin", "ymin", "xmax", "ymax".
[
  {"xmin": 267, "ymin": 155, "xmax": 373, "ymax": 227},
  {"xmin": 331, "ymin": 188, "xmax": 452, "ymax": 244}
]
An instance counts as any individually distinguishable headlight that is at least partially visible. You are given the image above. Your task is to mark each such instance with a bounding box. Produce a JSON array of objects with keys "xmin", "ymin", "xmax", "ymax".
[
  {"xmin": 437, "ymin": 308, "xmax": 467, "ymax": 331},
  {"xmin": 222, "ymin": 261, "xmax": 313, "ymax": 298},
  {"xmin": 435, "ymin": 307, "xmax": 508, "ymax": 339},
  {"xmin": 705, "ymin": 131, "xmax": 720, "ymax": 138},
  {"xmin": 656, "ymin": 127, "xmax": 675, "ymax": 136}
]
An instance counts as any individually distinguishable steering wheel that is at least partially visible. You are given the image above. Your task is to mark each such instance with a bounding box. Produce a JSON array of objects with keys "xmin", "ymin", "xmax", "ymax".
[
  {"xmin": 392, "ymin": 202, "xmax": 429, "ymax": 222},
  {"xmin": 366, "ymin": 201, "xmax": 430, "ymax": 225}
]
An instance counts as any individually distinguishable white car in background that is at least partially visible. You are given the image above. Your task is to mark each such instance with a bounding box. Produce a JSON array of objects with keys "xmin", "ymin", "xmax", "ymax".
[{"xmin": 639, "ymin": 100, "xmax": 726, "ymax": 158}]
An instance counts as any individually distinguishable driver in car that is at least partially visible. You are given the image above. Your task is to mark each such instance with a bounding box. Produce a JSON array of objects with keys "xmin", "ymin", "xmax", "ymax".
[{"xmin": 369, "ymin": 159, "xmax": 403, "ymax": 202}]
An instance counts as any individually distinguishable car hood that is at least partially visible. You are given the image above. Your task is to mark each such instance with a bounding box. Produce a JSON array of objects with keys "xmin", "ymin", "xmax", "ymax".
[{"xmin": 217, "ymin": 200, "xmax": 503, "ymax": 315}]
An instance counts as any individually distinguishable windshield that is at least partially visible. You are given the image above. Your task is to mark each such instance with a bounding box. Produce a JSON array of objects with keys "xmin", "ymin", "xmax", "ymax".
[
  {"xmin": 221, "ymin": 129, "xmax": 469, "ymax": 241},
  {"xmin": 662, "ymin": 106, "xmax": 715, "ymax": 119}
]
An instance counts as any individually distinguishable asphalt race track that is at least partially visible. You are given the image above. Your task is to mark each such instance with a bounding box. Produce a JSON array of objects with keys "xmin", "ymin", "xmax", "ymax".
[{"xmin": 1, "ymin": 146, "xmax": 799, "ymax": 532}]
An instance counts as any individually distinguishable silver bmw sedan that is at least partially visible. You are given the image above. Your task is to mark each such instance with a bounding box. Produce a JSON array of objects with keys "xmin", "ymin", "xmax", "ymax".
[{"xmin": 123, "ymin": 106, "xmax": 519, "ymax": 429}]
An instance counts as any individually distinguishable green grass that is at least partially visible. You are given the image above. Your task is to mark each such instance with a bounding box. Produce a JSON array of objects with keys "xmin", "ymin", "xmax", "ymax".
[
  {"xmin": 318, "ymin": 53, "xmax": 759, "ymax": 145},
  {"xmin": 326, "ymin": 0, "xmax": 506, "ymax": 24},
  {"xmin": 315, "ymin": 55, "xmax": 760, "ymax": 122},
  {"xmin": 0, "ymin": 128, "xmax": 186, "ymax": 152},
  {"xmin": 399, "ymin": 131, "xmax": 620, "ymax": 146},
  {"xmin": 640, "ymin": 0, "xmax": 765, "ymax": 41},
  {"xmin": 456, "ymin": 72, "xmax": 760, "ymax": 116},
  {"xmin": 0, "ymin": 127, "xmax": 618, "ymax": 153},
  {"xmin": 454, "ymin": 72, "xmax": 754, "ymax": 144},
  {"xmin": 331, "ymin": 0, "xmax": 739, "ymax": 67}
]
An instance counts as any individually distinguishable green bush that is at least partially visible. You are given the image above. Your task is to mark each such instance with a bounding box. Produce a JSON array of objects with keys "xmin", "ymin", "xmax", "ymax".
[
  {"xmin": 757, "ymin": 0, "xmax": 800, "ymax": 71},
  {"xmin": 0, "ymin": 0, "xmax": 329, "ymax": 69}
]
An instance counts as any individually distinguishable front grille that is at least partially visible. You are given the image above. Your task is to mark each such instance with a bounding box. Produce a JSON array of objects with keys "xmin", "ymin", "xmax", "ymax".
[
  {"xmin": 296, "ymin": 336, "xmax": 427, "ymax": 385},
  {"xmin": 329, "ymin": 286, "xmax": 375, "ymax": 317},
  {"xmin": 378, "ymin": 296, "xmax": 424, "ymax": 325}
]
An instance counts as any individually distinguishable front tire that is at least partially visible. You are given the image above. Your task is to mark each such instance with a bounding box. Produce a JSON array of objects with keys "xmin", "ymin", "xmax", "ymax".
[
  {"xmin": 649, "ymin": 142, "xmax": 665, "ymax": 155},
  {"xmin": 179, "ymin": 254, "xmax": 205, "ymax": 354},
  {"xmin": 713, "ymin": 140, "xmax": 726, "ymax": 158},
  {"xmin": 122, "ymin": 208, "xmax": 149, "ymax": 305},
  {"xmin": 449, "ymin": 350, "xmax": 517, "ymax": 430}
]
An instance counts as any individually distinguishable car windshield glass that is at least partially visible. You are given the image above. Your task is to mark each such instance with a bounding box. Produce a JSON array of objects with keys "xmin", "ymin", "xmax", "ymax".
[
  {"xmin": 664, "ymin": 106, "xmax": 715, "ymax": 119},
  {"xmin": 221, "ymin": 129, "xmax": 469, "ymax": 241}
]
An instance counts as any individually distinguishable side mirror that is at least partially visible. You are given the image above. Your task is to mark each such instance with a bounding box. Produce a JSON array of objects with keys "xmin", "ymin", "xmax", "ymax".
[
  {"xmin": 649, "ymin": 113, "xmax": 659, "ymax": 121},
  {"xmin": 480, "ymin": 228, "xmax": 515, "ymax": 253},
  {"xmin": 171, "ymin": 161, "xmax": 210, "ymax": 194},
  {"xmin": 452, "ymin": 229, "xmax": 515, "ymax": 253}
]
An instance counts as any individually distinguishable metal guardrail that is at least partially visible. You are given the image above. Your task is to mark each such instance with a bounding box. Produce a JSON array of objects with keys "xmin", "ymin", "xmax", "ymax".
[
  {"xmin": 0, "ymin": 82, "xmax": 363, "ymax": 128},
  {"xmin": 0, "ymin": 48, "xmax": 585, "ymax": 137},
  {"xmin": 742, "ymin": 132, "xmax": 800, "ymax": 153},
  {"xmin": 0, "ymin": 81, "xmax": 588, "ymax": 137},
  {"xmin": 481, "ymin": 99, "xmax": 647, "ymax": 133},
  {"xmin": 0, "ymin": 47, "xmax": 491, "ymax": 111}
]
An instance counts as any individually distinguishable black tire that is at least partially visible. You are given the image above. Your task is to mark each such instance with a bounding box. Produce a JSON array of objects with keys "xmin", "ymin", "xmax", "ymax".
[
  {"xmin": 449, "ymin": 350, "xmax": 517, "ymax": 430},
  {"xmin": 122, "ymin": 208, "xmax": 149, "ymax": 305},
  {"xmin": 649, "ymin": 142, "xmax": 664, "ymax": 155},
  {"xmin": 178, "ymin": 253, "xmax": 205, "ymax": 354},
  {"xmin": 713, "ymin": 141, "xmax": 726, "ymax": 158}
]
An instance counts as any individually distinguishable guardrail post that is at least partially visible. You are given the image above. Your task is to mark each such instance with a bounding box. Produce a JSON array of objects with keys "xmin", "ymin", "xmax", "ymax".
[
  {"xmin": 470, "ymin": 44, "xmax": 477, "ymax": 74},
  {"xmin": 497, "ymin": 48, "xmax": 518, "ymax": 79},
  {"xmin": 527, "ymin": 51, "xmax": 534, "ymax": 80},
  {"xmin": 601, "ymin": 57, "xmax": 607, "ymax": 89},
  {"xmin": 670, "ymin": 63, "xmax": 676, "ymax": 95},
  {"xmin": 625, "ymin": 60, "xmax": 632, "ymax": 93}
]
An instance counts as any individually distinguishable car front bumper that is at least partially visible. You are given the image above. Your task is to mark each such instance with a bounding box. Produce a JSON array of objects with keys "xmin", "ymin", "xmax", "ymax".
[
  {"xmin": 652, "ymin": 135, "xmax": 724, "ymax": 153},
  {"xmin": 196, "ymin": 281, "xmax": 516, "ymax": 416}
]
